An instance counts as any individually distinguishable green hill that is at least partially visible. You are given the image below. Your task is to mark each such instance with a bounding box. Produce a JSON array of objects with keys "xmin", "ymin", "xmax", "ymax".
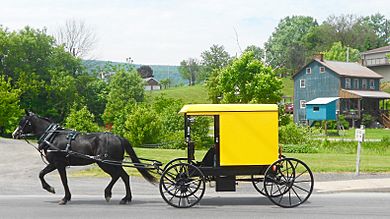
[
  {"xmin": 147, "ymin": 78, "xmax": 294, "ymax": 104},
  {"xmin": 147, "ymin": 84, "xmax": 210, "ymax": 104}
]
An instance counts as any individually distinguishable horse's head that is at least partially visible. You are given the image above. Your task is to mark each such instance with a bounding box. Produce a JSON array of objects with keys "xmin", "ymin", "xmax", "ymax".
[{"xmin": 12, "ymin": 110, "xmax": 50, "ymax": 139}]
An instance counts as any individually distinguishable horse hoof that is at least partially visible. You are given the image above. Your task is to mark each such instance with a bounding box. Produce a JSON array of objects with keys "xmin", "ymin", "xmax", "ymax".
[
  {"xmin": 105, "ymin": 195, "xmax": 111, "ymax": 202},
  {"xmin": 58, "ymin": 199, "xmax": 67, "ymax": 205},
  {"xmin": 48, "ymin": 187, "xmax": 55, "ymax": 194},
  {"xmin": 43, "ymin": 186, "xmax": 55, "ymax": 194}
]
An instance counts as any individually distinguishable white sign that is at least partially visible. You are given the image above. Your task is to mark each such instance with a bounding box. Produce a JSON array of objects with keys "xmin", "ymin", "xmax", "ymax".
[{"xmin": 355, "ymin": 128, "xmax": 365, "ymax": 142}]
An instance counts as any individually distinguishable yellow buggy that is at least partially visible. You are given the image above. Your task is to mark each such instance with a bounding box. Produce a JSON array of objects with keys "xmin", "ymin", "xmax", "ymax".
[{"xmin": 159, "ymin": 104, "xmax": 314, "ymax": 208}]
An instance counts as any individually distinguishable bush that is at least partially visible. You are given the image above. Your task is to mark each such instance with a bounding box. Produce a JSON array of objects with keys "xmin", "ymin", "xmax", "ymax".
[
  {"xmin": 64, "ymin": 105, "xmax": 100, "ymax": 133},
  {"xmin": 362, "ymin": 114, "xmax": 375, "ymax": 128},
  {"xmin": 124, "ymin": 104, "xmax": 163, "ymax": 147},
  {"xmin": 282, "ymin": 144, "xmax": 319, "ymax": 153},
  {"xmin": 279, "ymin": 123, "xmax": 313, "ymax": 145}
]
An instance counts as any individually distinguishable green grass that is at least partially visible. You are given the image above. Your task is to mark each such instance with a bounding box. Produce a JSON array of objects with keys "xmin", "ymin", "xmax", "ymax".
[
  {"xmin": 72, "ymin": 147, "xmax": 390, "ymax": 177},
  {"xmin": 146, "ymin": 84, "xmax": 210, "ymax": 104},
  {"xmin": 146, "ymin": 78, "xmax": 294, "ymax": 104},
  {"xmin": 281, "ymin": 77, "xmax": 294, "ymax": 97},
  {"xmin": 321, "ymin": 128, "xmax": 390, "ymax": 139}
]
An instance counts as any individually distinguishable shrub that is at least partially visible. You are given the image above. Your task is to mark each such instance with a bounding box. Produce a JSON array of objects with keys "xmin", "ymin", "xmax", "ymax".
[
  {"xmin": 64, "ymin": 105, "xmax": 100, "ymax": 133},
  {"xmin": 124, "ymin": 104, "xmax": 163, "ymax": 147},
  {"xmin": 279, "ymin": 123, "xmax": 313, "ymax": 145},
  {"xmin": 362, "ymin": 114, "xmax": 375, "ymax": 128},
  {"xmin": 282, "ymin": 144, "xmax": 319, "ymax": 153}
]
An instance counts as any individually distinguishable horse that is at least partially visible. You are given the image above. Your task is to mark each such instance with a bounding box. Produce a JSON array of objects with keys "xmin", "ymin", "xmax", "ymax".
[{"xmin": 12, "ymin": 110, "xmax": 157, "ymax": 205}]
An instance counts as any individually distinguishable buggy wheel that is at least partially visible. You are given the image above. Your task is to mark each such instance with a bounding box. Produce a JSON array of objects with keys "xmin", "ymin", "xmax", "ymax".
[
  {"xmin": 163, "ymin": 158, "xmax": 195, "ymax": 172},
  {"xmin": 264, "ymin": 158, "xmax": 314, "ymax": 208},
  {"xmin": 159, "ymin": 163, "xmax": 205, "ymax": 208},
  {"xmin": 251, "ymin": 175, "xmax": 266, "ymax": 196}
]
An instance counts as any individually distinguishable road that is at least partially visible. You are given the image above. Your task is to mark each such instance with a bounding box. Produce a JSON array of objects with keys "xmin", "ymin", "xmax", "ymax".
[{"xmin": 1, "ymin": 138, "xmax": 390, "ymax": 218}]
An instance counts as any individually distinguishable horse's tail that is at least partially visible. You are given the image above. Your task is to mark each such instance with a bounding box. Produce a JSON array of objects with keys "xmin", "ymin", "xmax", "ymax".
[{"xmin": 121, "ymin": 137, "xmax": 157, "ymax": 185}]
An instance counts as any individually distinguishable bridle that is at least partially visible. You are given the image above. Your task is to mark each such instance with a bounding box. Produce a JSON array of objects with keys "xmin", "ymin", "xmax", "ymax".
[{"xmin": 16, "ymin": 117, "xmax": 49, "ymax": 164}]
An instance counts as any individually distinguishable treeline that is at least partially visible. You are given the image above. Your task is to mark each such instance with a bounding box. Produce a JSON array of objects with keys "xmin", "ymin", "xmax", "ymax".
[{"xmin": 179, "ymin": 13, "xmax": 389, "ymax": 85}]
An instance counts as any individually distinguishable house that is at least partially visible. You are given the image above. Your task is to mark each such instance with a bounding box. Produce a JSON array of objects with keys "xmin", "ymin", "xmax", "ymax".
[
  {"xmin": 361, "ymin": 45, "xmax": 390, "ymax": 82},
  {"xmin": 143, "ymin": 77, "xmax": 161, "ymax": 91},
  {"xmin": 293, "ymin": 54, "xmax": 390, "ymax": 127}
]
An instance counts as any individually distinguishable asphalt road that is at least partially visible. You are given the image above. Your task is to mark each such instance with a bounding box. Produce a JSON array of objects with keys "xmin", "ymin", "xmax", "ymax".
[{"xmin": 1, "ymin": 138, "xmax": 390, "ymax": 218}]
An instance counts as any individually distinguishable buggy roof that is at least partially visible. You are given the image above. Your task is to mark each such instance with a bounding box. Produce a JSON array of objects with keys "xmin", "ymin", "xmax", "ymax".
[{"xmin": 179, "ymin": 104, "xmax": 278, "ymax": 114}]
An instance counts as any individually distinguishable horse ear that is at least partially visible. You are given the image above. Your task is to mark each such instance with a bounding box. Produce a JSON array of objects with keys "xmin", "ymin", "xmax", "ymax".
[{"xmin": 25, "ymin": 109, "xmax": 30, "ymax": 115}]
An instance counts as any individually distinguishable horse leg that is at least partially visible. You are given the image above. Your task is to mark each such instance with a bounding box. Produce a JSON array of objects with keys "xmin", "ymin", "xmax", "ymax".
[
  {"xmin": 57, "ymin": 166, "xmax": 71, "ymax": 205},
  {"xmin": 97, "ymin": 163, "xmax": 120, "ymax": 202},
  {"xmin": 39, "ymin": 164, "xmax": 56, "ymax": 194},
  {"xmin": 118, "ymin": 167, "xmax": 132, "ymax": 204}
]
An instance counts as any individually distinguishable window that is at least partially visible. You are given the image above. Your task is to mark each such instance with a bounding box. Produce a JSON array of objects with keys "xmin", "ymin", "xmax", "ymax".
[
  {"xmin": 353, "ymin": 79, "xmax": 359, "ymax": 89},
  {"xmin": 300, "ymin": 100, "xmax": 306, "ymax": 109},
  {"xmin": 345, "ymin": 78, "xmax": 351, "ymax": 89},
  {"xmin": 319, "ymin": 67, "xmax": 325, "ymax": 73},
  {"xmin": 362, "ymin": 79, "xmax": 367, "ymax": 89},
  {"xmin": 313, "ymin": 106, "xmax": 320, "ymax": 111},
  {"xmin": 306, "ymin": 67, "xmax": 311, "ymax": 74},
  {"xmin": 300, "ymin": 79, "xmax": 305, "ymax": 88},
  {"xmin": 369, "ymin": 79, "xmax": 375, "ymax": 89}
]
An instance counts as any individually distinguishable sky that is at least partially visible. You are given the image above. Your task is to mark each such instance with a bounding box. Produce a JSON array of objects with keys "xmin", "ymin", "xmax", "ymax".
[{"xmin": 0, "ymin": 0, "xmax": 389, "ymax": 65}]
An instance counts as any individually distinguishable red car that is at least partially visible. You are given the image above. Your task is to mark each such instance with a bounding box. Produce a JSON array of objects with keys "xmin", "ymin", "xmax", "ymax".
[{"xmin": 285, "ymin": 103, "xmax": 294, "ymax": 114}]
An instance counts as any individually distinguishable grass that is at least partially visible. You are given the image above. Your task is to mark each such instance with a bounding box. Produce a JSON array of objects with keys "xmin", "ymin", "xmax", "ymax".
[
  {"xmin": 281, "ymin": 77, "xmax": 294, "ymax": 97},
  {"xmin": 146, "ymin": 84, "xmax": 210, "ymax": 104},
  {"xmin": 145, "ymin": 78, "xmax": 294, "ymax": 104},
  {"xmin": 72, "ymin": 147, "xmax": 390, "ymax": 177}
]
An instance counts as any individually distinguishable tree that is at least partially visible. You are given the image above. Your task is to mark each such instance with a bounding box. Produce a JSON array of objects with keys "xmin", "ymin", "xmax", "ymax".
[
  {"xmin": 64, "ymin": 104, "xmax": 100, "ymax": 133},
  {"xmin": 179, "ymin": 58, "xmax": 200, "ymax": 86},
  {"xmin": 56, "ymin": 19, "xmax": 97, "ymax": 58},
  {"xmin": 243, "ymin": 45, "xmax": 264, "ymax": 61},
  {"xmin": 214, "ymin": 51, "xmax": 283, "ymax": 104},
  {"xmin": 318, "ymin": 14, "xmax": 378, "ymax": 52},
  {"xmin": 103, "ymin": 67, "xmax": 144, "ymax": 125},
  {"xmin": 200, "ymin": 44, "xmax": 231, "ymax": 81},
  {"xmin": 323, "ymin": 42, "xmax": 360, "ymax": 62},
  {"xmin": 364, "ymin": 13, "xmax": 390, "ymax": 47},
  {"xmin": 137, "ymin": 65, "xmax": 154, "ymax": 78},
  {"xmin": 0, "ymin": 26, "xmax": 83, "ymax": 121},
  {"xmin": 0, "ymin": 75, "xmax": 22, "ymax": 135},
  {"xmin": 265, "ymin": 16, "xmax": 318, "ymax": 74},
  {"xmin": 160, "ymin": 78, "xmax": 172, "ymax": 89}
]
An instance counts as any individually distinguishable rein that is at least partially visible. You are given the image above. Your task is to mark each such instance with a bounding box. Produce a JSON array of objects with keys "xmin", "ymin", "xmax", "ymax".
[{"xmin": 22, "ymin": 136, "xmax": 49, "ymax": 165}]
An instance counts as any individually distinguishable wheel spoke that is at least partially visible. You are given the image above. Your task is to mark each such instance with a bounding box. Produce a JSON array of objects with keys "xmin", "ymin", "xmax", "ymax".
[
  {"xmin": 294, "ymin": 169, "xmax": 308, "ymax": 180},
  {"xmin": 292, "ymin": 183, "xmax": 311, "ymax": 194},
  {"xmin": 291, "ymin": 186, "xmax": 303, "ymax": 202}
]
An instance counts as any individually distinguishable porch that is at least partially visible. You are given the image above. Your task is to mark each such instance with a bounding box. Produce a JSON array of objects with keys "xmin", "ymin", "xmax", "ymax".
[{"xmin": 339, "ymin": 89, "xmax": 390, "ymax": 128}]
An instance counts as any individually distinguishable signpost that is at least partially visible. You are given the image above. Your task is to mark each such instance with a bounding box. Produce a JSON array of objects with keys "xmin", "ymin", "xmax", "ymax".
[{"xmin": 355, "ymin": 125, "xmax": 365, "ymax": 176}]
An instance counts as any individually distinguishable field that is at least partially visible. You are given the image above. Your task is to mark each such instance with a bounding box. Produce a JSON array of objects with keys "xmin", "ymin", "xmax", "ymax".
[{"xmin": 146, "ymin": 78, "xmax": 294, "ymax": 104}]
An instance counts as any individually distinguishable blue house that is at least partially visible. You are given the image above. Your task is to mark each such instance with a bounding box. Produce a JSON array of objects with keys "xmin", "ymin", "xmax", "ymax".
[
  {"xmin": 306, "ymin": 97, "xmax": 339, "ymax": 121},
  {"xmin": 293, "ymin": 54, "xmax": 390, "ymax": 127}
]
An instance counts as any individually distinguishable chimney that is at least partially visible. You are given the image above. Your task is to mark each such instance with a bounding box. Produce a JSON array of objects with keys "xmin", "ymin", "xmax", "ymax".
[{"xmin": 313, "ymin": 53, "xmax": 324, "ymax": 62}]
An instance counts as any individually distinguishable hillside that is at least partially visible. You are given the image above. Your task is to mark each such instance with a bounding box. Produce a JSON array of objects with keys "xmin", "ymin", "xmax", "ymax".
[
  {"xmin": 147, "ymin": 84, "xmax": 210, "ymax": 104},
  {"xmin": 147, "ymin": 78, "xmax": 294, "ymax": 104},
  {"xmin": 83, "ymin": 60, "xmax": 186, "ymax": 86}
]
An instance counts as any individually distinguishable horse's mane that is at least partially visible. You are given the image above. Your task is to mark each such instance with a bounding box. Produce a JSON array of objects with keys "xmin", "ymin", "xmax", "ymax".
[{"xmin": 36, "ymin": 115, "xmax": 53, "ymax": 123}]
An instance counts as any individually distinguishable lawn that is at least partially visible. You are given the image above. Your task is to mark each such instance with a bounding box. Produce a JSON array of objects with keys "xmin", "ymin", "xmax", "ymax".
[
  {"xmin": 72, "ymin": 147, "xmax": 390, "ymax": 177},
  {"xmin": 145, "ymin": 78, "xmax": 294, "ymax": 104}
]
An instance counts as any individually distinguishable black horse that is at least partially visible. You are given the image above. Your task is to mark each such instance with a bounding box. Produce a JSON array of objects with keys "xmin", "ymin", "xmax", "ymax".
[{"xmin": 12, "ymin": 111, "xmax": 156, "ymax": 205}]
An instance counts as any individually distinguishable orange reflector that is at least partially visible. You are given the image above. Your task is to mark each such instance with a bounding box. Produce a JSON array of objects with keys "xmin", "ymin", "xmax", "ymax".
[{"xmin": 272, "ymin": 165, "xmax": 277, "ymax": 171}]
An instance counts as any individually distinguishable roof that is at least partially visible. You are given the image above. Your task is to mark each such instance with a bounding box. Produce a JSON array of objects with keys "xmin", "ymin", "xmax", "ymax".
[
  {"xmin": 179, "ymin": 104, "xmax": 278, "ymax": 114},
  {"xmin": 306, "ymin": 97, "xmax": 339, "ymax": 105},
  {"xmin": 294, "ymin": 59, "xmax": 383, "ymax": 79},
  {"xmin": 361, "ymin": 46, "xmax": 390, "ymax": 55},
  {"xmin": 143, "ymin": 77, "xmax": 160, "ymax": 83},
  {"xmin": 341, "ymin": 90, "xmax": 390, "ymax": 99}
]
